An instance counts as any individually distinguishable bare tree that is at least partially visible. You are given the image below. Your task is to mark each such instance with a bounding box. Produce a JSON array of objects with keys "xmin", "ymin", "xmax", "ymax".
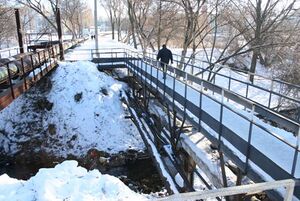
[
  {"xmin": 61, "ymin": 0, "xmax": 88, "ymax": 39},
  {"xmin": 101, "ymin": 0, "xmax": 125, "ymax": 41},
  {"xmin": 17, "ymin": 0, "xmax": 59, "ymax": 31},
  {"xmin": 162, "ymin": 0, "xmax": 208, "ymax": 68},
  {"xmin": 224, "ymin": 0, "xmax": 298, "ymax": 82},
  {"xmin": 0, "ymin": 0, "xmax": 16, "ymax": 48}
]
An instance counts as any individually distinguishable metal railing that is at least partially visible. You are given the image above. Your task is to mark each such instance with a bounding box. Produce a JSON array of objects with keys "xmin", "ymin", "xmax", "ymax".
[
  {"xmin": 90, "ymin": 48, "xmax": 300, "ymax": 199},
  {"xmin": 156, "ymin": 179, "xmax": 296, "ymax": 201},
  {"xmin": 0, "ymin": 46, "xmax": 59, "ymax": 98},
  {"xmin": 0, "ymin": 47, "xmax": 20, "ymax": 58},
  {"xmin": 125, "ymin": 56, "xmax": 300, "ymax": 199},
  {"xmin": 0, "ymin": 38, "xmax": 88, "ymax": 110},
  {"xmin": 145, "ymin": 51, "xmax": 300, "ymax": 122}
]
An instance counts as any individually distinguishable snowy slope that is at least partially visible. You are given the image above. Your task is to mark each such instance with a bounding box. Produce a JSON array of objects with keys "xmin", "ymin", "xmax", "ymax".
[
  {"xmin": 0, "ymin": 61, "xmax": 144, "ymax": 156},
  {"xmin": 0, "ymin": 160, "xmax": 148, "ymax": 201}
]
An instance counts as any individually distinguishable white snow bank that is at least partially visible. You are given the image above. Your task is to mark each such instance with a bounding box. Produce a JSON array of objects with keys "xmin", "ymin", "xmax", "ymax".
[
  {"xmin": 0, "ymin": 61, "xmax": 145, "ymax": 156},
  {"xmin": 0, "ymin": 160, "xmax": 149, "ymax": 201}
]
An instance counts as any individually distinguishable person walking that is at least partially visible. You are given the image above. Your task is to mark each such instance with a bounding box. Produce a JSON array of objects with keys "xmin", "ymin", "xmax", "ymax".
[{"xmin": 157, "ymin": 44, "xmax": 173, "ymax": 79}]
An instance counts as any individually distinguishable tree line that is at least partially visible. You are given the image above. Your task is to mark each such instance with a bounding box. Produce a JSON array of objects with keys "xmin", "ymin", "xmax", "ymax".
[
  {"xmin": 102, "ymin": 0, "xmax": 300, "ymax": 87},
  {"xmin": 0, "ymin": 0, "xmax": 92, "ymax": 48},
  {"xmin": 0, "ymin": 0, "xmax": 299, "ymax": 88}
]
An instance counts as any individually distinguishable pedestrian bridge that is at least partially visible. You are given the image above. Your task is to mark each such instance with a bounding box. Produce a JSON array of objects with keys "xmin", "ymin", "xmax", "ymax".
[{"xmin": 91, "ymin": 48, "xmax": 300, "ymax": 200}]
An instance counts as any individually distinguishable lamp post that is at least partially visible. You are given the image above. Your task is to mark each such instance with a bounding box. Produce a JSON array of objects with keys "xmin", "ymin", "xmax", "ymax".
[
  {"xmin": 15, "ymin": 9, "xmax": 24, "ymax": 54},
  {"xmin": 94, "ymin": 0, "xmax": 99, "ymax": 51}
]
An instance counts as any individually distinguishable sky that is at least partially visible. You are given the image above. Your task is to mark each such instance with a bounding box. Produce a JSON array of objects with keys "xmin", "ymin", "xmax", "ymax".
[{"xmin": 87, "ymin": 0, "xmax": 108, "ymax": 19}]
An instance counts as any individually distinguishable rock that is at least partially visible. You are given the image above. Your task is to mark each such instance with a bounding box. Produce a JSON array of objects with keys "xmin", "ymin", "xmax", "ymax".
[
  {"xmin": 34, "ymin": 98, "xmax": 53, "ymax": 111},
  {"xmin": 210, "ymin": 143, "xmax": 218, "ymax": 150},
  {"xmin": 74, "ymin": 92, "xmax": 83, "ymax": 102},
  {"xmin": 48, "ymin": 124, "xmax": 56, "ymax": 135},
  {"xmin": 100, "ymin": 88, "xmax": 109, "ymax": 96},
  {"xmin": 99, "ymin": 156, "xmax": 109, "ymax": 165}
]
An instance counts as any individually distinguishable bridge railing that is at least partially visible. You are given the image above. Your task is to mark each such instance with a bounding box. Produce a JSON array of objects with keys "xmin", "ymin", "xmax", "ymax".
[
  {"xmin": 146, "ymin": 50, "xmax": 300, "ymax": 95},
  {"xmin": 156, "ymin": 179, "xmax": 296, "ymax": 201},
  {"xmin": 124, "ymin": 55, "xmax": 300, "ymax": 199},
  {"xmin": 145, "ymin": 52, "xmax": 300, "ymax": 122},
  {"xmin": 0, "ymin": 47, "xmax": 21, "ymax": 58},
  {"xmin": 90, "ymin": 48, "xmax": 300, "ymax": 199}
]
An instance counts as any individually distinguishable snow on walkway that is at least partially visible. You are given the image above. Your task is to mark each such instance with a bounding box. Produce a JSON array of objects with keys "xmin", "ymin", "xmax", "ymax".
[
  {"xmin": 0, "ymin": 160, "xmax": 148, "ymax": 201},
  {"xmin": 0, "ymin": 61, "xmax": 144, "ymax": 156}
]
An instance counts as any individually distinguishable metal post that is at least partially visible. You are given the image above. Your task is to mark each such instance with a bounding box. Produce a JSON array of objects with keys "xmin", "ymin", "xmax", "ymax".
[
  {"xmin": 44, "ymin": 50, "xmax": 48, "ymax": 73},
  {"xmin": 172, "ymin": 75, "xmax": 176, "ymax": 111},
  {"xmin": 198, "ymin": 81, "xmax": 203, "ymax": 132},
  {"xmin": 94, "ymin": 0, "xmax": 99, "ymax": 51},
  {"xmin": 6, "ymin": 63, "xmax": 15, "ymax": 99},
  {"xmin": 245, "ymin": 104, "xmax": 255, "ymax": 173},
  {"xmin": 291, "ymin": 127, "xmax": 300, "ymax": 176},
  {"xmin": 56, "ymin": 7, "xmax": 64, "ymax": 60},
  {"xmin": 20, "ymin": 58, "xmax": 27, "ymax": 90},
  {"xmin": 156, "ymin": 66, "xmax": 159, "ymax": 92},
  {"xmin": 37, "ymin": 51, "xmax": 43, "ymax": 76},
  {"xmin": 15, "ymin": 9, "xmax": 24, "ymax": 54},
  {"xmin": 30, "ymin": 54, "xmax": 36, "ymax": 81},
  {"xmin": 268, "ymin": 80, "xmax": 274, "ymax": 108}
]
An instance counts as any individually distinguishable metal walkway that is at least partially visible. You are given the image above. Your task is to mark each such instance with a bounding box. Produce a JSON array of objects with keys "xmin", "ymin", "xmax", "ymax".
[{"xmin": 92, "ymin": 49, "xmax": 300, "ymax": 200}]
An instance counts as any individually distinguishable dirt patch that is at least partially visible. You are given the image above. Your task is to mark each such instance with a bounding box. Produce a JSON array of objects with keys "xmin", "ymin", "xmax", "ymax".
[
  {"xmin": 74, "ymin": 92, "xmax": 83, "ymax": 102},
  {"xmin": 100, "ymin": 87, "xmax": 109, "ymax": 96},
  {"xmin": 34, "ymin": 98, "xmax": 53, "ymax": 111}
]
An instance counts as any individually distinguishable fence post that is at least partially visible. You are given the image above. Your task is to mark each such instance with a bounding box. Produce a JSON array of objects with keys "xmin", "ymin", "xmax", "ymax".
[
  {"xmin": 268, "ymin": 80, "xmax": 274, "ymax": 108},
  {"xmin": 291, "ymin": 126, "xmax": 300, "ymax": 176},
  {"xmin": 20, "ymin": 58, "xmax": 27, "ymax": 90},
  {"xmin": 245, "ymin": 104, "xmax": 255, "ymax": 173},
  {"xmin": 6, "ymin": 63, "xmax": 15, "ymax": 99}
]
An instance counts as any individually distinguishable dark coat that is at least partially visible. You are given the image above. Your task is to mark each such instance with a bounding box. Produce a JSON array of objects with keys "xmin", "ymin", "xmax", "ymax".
[{"xmin": 157, "ymin": 47, "xmax": 173, "ymax": 64}]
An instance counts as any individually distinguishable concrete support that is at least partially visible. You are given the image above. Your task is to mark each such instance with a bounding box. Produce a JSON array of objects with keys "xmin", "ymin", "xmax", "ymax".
[{"xmin": 181, "ymin": 150, "xmax": 196, "ymax": 188}]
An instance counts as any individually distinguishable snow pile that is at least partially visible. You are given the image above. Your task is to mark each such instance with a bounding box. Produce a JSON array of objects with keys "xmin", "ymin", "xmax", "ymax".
[
  {"xmin": 0, "ymin": 160, "xmax": 149, "ymax": 201},
  {"xmin": 0, "ymin": 61, "xmax": 144, "ymax": 156}
]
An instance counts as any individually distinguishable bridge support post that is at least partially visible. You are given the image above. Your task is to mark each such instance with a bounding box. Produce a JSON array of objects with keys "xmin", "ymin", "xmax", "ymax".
[{"xmin": 181, "ymin": 150, "xmax": 196, "ymax": 188}]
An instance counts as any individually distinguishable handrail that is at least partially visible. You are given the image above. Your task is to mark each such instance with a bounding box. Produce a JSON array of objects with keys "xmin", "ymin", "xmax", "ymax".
[
  {"xmin": 127, "ymin": 56, "xmax": 300, "ymax": 150},
  {"xmin": 91, "ymin": 48, "xmax": 300, "ymax": 129},
  {"xmin": 156, "ymin": 179, "xmax": 296, "ymax": 201},
  {"xmin": 143, "ymin": 58, "xmax": 300, "ymax": 133},
  {"xmin": 143, "ymin": 53, "xmax": 300, "ymax": 122},
  {"xmin": 146, "ymin": 51, "xmax": 300, "ymax": 90}
]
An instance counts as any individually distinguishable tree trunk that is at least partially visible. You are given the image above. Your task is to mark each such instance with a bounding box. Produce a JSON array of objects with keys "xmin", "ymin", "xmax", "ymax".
[
  {"xmin": 127, "ymin": 0, "xmax": 137, "ymax": 49},
  {"xmin": 157, "ymin": 0, "xmax": 162, "ymax": 50},
  {"xmin": 249, "ymin": 51, "xmax": 258, "ymax": 83},
  {"xmin": 111, "ymin": 22, "xmax": 115, "ymax": 40},
  {"xmin": 249, "ymin": 0, "xmax": 262, "ymax": 83}
]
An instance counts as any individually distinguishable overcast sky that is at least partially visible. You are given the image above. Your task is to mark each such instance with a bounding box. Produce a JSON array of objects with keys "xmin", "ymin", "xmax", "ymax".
[{"xmin": 87, "ymin": 0, "xmax": 107, "ymax": 19}]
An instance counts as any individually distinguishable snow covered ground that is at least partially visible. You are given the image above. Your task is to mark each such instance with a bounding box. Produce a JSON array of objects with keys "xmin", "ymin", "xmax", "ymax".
[
  {"xmin": 0, "ymin": 34, "xmax": 298, "ymax": 200},
  {"xmin": 0, "ymin": 60, "xmax": 144, "ymax": 156},
  {"xmin": 0, "ymin": 160, "xmax": 148, "ymax": 201},
  {"xmin": 0, "ymin": 36, "xmax": 150, "ymax": 200}
]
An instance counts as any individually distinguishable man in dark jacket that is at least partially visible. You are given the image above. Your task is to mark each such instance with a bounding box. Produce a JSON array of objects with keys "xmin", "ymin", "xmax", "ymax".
[
  {"xmin": 157, "ymin": 44, "xmax": 173, "ymax": 65},
  {"xmin": 157, "ymin": 44, "xmax": 173, "ymax": 79}
]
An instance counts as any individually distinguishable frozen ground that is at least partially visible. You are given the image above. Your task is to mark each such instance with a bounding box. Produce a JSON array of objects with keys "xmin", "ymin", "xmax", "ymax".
[{"xmin": 0, "ymin": 160, "xmax": 148, "ymax": 201}]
